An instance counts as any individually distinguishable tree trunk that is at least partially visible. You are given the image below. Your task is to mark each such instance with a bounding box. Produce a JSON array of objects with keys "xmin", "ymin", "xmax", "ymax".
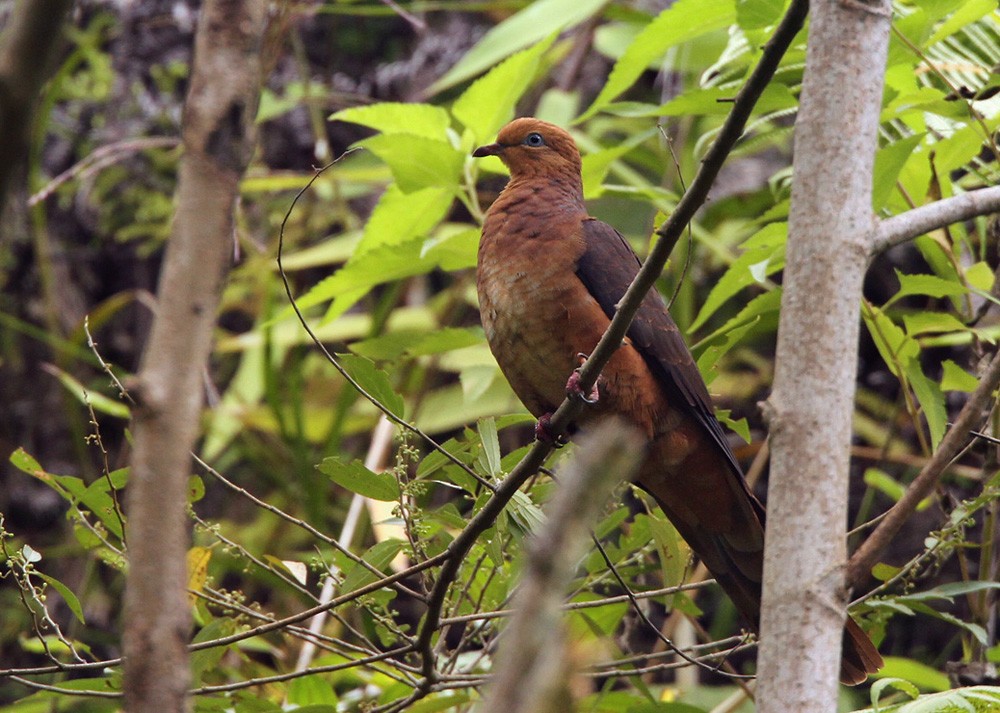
[
  {"xmin": 122, "ymin": 2, "xmax": 265, "ymax": 710},
  {"xmin": 757, "ymin": 0, "xmax": 891, "ymax": 709}
]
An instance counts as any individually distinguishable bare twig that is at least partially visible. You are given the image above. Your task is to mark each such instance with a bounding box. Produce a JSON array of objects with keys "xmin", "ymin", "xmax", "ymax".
[
  {"xmin": 847, "ymin": 348, "xmax": 1000, "ymax": 587},
  {"xmin": 872, "ymin": 185, "xmax": 1000, "ymax": 255}
]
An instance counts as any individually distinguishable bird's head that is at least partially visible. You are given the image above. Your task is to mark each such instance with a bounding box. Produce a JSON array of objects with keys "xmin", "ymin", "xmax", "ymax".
[{"xmin": 473, "ymin": 118, "xmax": 582, "ymax": 184}]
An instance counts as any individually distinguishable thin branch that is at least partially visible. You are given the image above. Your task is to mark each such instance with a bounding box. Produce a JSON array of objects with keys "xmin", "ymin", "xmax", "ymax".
[
  {"xmin": 847, "ymin": 347, "xmax": 1000, "ymax": 587},
  {"xmin": 872, "ymin": 185, "xmax": 1000, "ymax": 255}
]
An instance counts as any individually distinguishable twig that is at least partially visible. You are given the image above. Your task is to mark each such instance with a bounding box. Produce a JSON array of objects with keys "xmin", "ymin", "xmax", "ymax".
[
  {"xmin": 872, "ymin": 185, "xmax": 1000, "ymax": 255},
  {"xmin": 847, "ymin": 347, "xmax": 1000, "ymax": 587}
]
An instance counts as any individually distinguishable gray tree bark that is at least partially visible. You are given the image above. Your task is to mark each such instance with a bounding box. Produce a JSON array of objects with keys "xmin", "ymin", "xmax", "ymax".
[
  {"xmin": 122, "ymin": 2, "xmax": 266, "ymax": 710},
  {"xmin": 757, "ymin": 0, "xmax": 892, "ymax": 709}
]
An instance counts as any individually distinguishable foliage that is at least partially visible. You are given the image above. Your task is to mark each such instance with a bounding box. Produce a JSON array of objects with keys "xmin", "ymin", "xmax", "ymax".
[{"xmin": 1, "ymin": 0, "xmax": 999, "ymax": 711}]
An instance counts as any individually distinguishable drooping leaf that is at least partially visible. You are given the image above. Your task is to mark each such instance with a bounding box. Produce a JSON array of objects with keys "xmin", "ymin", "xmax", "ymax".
[
  {"xmin": 36, "ymin": 572, "xmax": 85, "ymax": 625},
  {"xmin": 341, "ymin": 539, "xmax": 405, "ymax": 593}
]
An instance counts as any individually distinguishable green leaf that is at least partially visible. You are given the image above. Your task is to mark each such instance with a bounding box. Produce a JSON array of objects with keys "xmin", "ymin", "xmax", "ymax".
[
  {"xmin": 452, "ymin": 35, "xmax": 556, "ymax": 145},
  {"xmin": 191, "ymin": 618, "xmax": 240, "ymax": 685},
  {"xmin": 341, "ymin": 539, "xmax": 405, "ymax": 593},
  {"xmin": 337, "ymin": 353, "xmax": 405, "ymax": 418},
  {"xmin": 649, "ymin": 517, "xmax": 687, "ymax": 588},
  {"xmin": 873, "ymin": 657, "xmax": 950, "ymax": 693},
  {"xmin": 905, "ymin": 360, "xmax": 946, "ymax": 449},
  {"xmin": 966, "ymin": 261, "xmax": 996, "ymax": 292},
  {"xmin": 737, "ymin": 0, "xmax": 785, "ymax": 29},
  {"xmin": 873, "ymin": 134, "xmax": 923, "ymax": 211},
  {"xmin": 690, "ymin": 222, "xmax": 786, "ymax": 332},
  {"xmin": 926, "ymin": 0, "xmax": 996, "ymax": 45},
  {"xmin": 863, "ymin": 304, "xmax": 918, "ymax": 377},
  {"xmin": 356, "ymin": 185, "xmax": 453, "ymax": 256},
  {"xmin": 357, "ymin": 134, "xmax": 464, "ymax": 192},
  {"xmin": 428, "ymin": 0, "xmax": 608, "ymax": 94},
  {"xmin": 870, "ymin": 676, "xmax": 920, "ymax": 709},
  {"xmin": 580, "ymin": 0, "xmax": 736, "ymax": 121},
  {"xmin": 35, "ymin": 572, "xmax": 87, "ymax": 624},
  {"xmin": 871, "ymin": 562, "xmax": 902, "ymax": 582},
  {"xmin": 902, "ymin": 311, "xmax": 969, "ymax": 336},
  {"xmin": 892, "ymin": 270, "xmax": 968, "ymax": 302},
  {"xmin": 330, "ymin": 102, "xmax": 450, "ymax": 139},
  {"xmin": 318, "ymin": 457, "xmax": 400, "ymax": 502},
  {"xmin": 477, "ymin": 417, "xmax": 502, "ymax": 478},
  {"xmin": 44, "ymin": 364, "xmax": 131, "ymax": 419},
  {"xmin": 864, "ymin": 468, "xmax": 932, "ymax": 511},
  {"xmin": 941, "ymin": 359, "xmax": 979, "ymax": 392},
  {"xmin": 287, "ymin": 674, "xmax": 338, "ymax": 707},
  {"xmin": 508, "ymin": 490, "xmax": 545, "ymax": 534}
]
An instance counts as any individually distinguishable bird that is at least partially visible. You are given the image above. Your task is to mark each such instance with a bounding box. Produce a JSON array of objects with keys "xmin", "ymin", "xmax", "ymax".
[{"xmin": 473, "ymin": 117, "xmax": 883, "ymax": 685}]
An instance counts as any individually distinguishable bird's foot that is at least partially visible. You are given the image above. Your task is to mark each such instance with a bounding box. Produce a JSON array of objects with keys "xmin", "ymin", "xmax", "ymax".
[
  {"xmin": 534, "ymin": 414, "xmax": 567, "ymax": 447},
  {"xmin": 566, "ymin": 356, "xmax": 600, "ymax": 405}
]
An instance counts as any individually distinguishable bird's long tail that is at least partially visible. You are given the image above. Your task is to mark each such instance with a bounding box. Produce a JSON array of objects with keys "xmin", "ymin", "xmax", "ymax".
[{"xmin": 637, "ymin": 441, "xmax": 882, "ymax": 684}]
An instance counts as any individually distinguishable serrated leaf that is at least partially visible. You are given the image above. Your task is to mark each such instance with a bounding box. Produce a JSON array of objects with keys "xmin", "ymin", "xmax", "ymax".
[
  {"xmin": 337, "ymin": 353, "xmax": 405, "ymax": 418},
  {"xmin": 892, "ymin": 271, "xmax": 968, "ymax": 301},
  {"xmin": 357, "ymin": 185, "xmax": 453, "ymax": 256},
  {"xmin": 330, "ymin": 103, "xmax": 450, "ymax": 140},
  {"xmin": 737, "ymin": 0, "xmax": 785, "ymax": 29},
  {"xmin": 452, "ymin": 34, "xmax": 556, "ymax": 145},
  {"xmin": 580, "ymin": 0, "xmax": 736, "ymax": 121},
  {"xmin": 429, "ymin": 0, "xmax": 607, "ymax": 94},
  {"xmin": 941, "ymin": 359, "xmax": 979, "ymax": 392},
  {"xmin": 357, "ymin": 134, "xmax": 463, "ymax": 192},
  {"xmin": 318, "ymin": 457, "xmax": 400, "ymax": 502}
]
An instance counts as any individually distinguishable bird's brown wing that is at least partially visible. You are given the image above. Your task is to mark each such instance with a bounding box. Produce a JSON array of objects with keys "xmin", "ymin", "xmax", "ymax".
[{"xmin": 576, "ymin": 218, "xmax": 747, "ymax": 483}]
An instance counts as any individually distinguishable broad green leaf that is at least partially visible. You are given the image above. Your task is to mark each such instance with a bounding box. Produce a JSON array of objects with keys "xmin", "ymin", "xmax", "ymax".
[
  {"xmin": 10, "ymin": 447, "xmax": 43, "ymax": 475},
  {"xmin": 190, "ymin": 618, "xmax": 240, "ymax": 685},
  {"xmin": 341, "ymin": 539, "xmax": 405, "ymax": 593},
  {"xmin": 357, "ymin": 185, "xmax": 453, "ymax": 255},
  {"xmin": 408, "ymin": 327, "xmax": 484, "ymax": 357},
  {"xmin": 941, "ymin": 359, "xmax": 979, "ymax": 392},
  {"xmin": 693, "ymin": 288, "xmax": 782, "ymax": 348},
  {"xmin": 902, "ymin": 311, "xmax": 968, "ymax": 336},
  {"xmin": 737, "ymin": 0, "xmax": 785, "ymax": 30},
  {"xmin": 330, "ymin": 103, "xmax": 450, "ymax": 140},
  {"xmin": 872, "ymin": 658, "xmax": 950, "ymax": 694},
  {"xmin": 452, "ymin": 35, "xmax": 556, "ymax": 145},
  {"xmin": 404, "ymin": 692, "xmax": 473, "ymax": 713},
  {"xmin": 287, "ymin": 674, "xmax": 338, "ymax": 707},
  {"xmin": 318, "ymin": 457, "xmax": 400, "ymax": 502},
  {"xmin": 934, "ymin": 117, "xmax": 1000, "ymax": 174},
  {"xmin": 872, "ymin": 562, "xmax": 902, "ymax": 581},
  {"xmin": 357, "ymin": 134, "xmax": 463, "ymax": 192},
  {"xmin": 892, "ymin": 271, "xmax": 968, "ymax": 302},
  {"xmin": 649, "ymin": 517, "xmax": 687, "ymax": 587},
  {"xmin": 337, "ymin": 353, "xmax": 405, "ymax": 418},
  {"xmin": 690, "ymin": 222, "xmax": 786, "ymax": 332},
  {"xmin": 872, "ymin": 134, "xmax": 924, "ymax": 211},
  {"xmin": 579, "ymin": 0, "xmax": 736, "ymax": 121},
  {"xmin": 966, "ymin": 261, "xmax": 996, "ymax": 292},
  {"xmin": 428, "ymin": 0, "xmax": 607, "ymax": 94},
  {"xmin": 508, "ymin": 490, "xmax": 545, "ymax": 534}
]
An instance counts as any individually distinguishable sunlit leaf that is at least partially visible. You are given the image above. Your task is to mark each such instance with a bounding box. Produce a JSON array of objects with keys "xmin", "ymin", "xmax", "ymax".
[{"xmin": 330, "ymin": 102, "xmax": 451, "ymax": 140}]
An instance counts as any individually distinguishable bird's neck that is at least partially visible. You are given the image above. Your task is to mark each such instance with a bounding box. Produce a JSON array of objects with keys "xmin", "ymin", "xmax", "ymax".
[{"xmin": 497, "ymin": 174, "xmax": 586, "ymax": 215}]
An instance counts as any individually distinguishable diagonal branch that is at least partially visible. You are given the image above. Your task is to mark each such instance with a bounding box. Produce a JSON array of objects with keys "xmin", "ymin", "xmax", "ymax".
[
  {"xmin": 414, "ymin": 0, "xmax": 808, "ymax": 685},
  {"xmin": 846, "ymin": 347, "xmax": 1000, "ymax": 588},
  {"xmin": 872, "ymin": 185, "xmax": 1000, "ymax": 256}
]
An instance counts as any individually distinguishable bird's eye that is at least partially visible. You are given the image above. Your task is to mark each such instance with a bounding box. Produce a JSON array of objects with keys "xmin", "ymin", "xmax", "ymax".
[{"xmin": 523, "ymin": 132, "xmax": 545, "ymax": 147}]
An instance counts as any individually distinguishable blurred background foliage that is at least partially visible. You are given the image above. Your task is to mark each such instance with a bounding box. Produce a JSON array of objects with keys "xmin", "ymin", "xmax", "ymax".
[{"xmin": 1, "ymin": 0, "xmax": 999, "ymax": 710}]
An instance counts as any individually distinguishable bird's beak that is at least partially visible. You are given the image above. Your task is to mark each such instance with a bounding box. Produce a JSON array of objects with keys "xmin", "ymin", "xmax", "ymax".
[{"xmin": 472, "ymin": 142, "xmax": 503, "ymax": 158}]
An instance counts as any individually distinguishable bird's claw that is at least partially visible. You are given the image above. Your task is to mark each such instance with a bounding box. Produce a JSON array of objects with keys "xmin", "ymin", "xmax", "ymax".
[
  {"xmin": 534, "ymin": 414, "xmax": 567, "ymax": 447},
  {"xmin": 566, "ymin": 369, "xmax": 600, "ymax": 405}
]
